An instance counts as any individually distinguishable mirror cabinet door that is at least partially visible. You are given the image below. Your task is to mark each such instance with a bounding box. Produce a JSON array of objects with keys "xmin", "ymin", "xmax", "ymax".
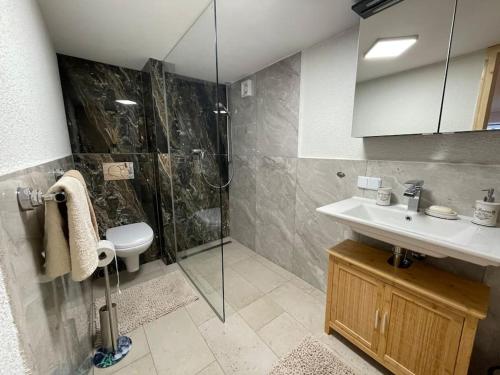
[
  {"xmin": 440, "ymin": 0, "xmax": 500, "ymax": 133},
  {"xmin": 352, "ymin": 0, "xmax": 455, "ymax": 137}
]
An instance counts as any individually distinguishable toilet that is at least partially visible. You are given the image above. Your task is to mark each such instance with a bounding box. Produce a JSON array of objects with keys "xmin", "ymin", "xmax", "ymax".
[{"xmin": 105, "ymin": 222, "xmax": 154, "ymax": 272}]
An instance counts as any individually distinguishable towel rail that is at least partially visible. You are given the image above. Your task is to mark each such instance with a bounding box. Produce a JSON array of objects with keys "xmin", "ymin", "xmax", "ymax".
[{"xmin": 17, "ymin": 187, "xmax": 66, "ymax": 211}]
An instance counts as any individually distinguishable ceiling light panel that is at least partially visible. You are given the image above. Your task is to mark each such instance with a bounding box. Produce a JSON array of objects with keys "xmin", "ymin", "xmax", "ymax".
[{"xmin": 364, "ymin": 36, "xmax": 418, "ymax": 59}]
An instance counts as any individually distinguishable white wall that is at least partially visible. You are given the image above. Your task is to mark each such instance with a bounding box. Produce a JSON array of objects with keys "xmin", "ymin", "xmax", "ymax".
[
  {"xmin": 0, "ymin": 0, "xmax": 71, "ymax": 176},
  {"xmin": 353, "ymin": 61, "xmax": 444, "ymax": 136},
  {"xmin": 0, "ymin": 1, "xmax": 71, "ymax": 372},
  {"xmin": 298, "ymin": 27, "xmax": 365, "ymax": 159}
]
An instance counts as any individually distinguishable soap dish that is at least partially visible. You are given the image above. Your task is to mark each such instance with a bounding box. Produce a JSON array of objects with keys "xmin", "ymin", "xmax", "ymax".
[{"xmin": 425, "ymin": 205, "xmax": 458, "ymax": 220}]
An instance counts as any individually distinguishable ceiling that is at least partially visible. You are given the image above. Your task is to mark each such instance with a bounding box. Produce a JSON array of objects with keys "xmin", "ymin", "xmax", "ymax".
[
  {"xmin": 37, "ymin": 0, "xmax": 212, "ymax": 70},
  {"xmin": 37, "ymin": 0, "xmax": 358, "ymax": 82}
]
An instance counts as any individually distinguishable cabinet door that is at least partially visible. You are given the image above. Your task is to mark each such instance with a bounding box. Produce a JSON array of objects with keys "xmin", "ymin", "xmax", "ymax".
[
  {"xmin": 379, "ymin": 287, "xmax": 464, "ymax": 375},
  {"xmin": 330, "ymin": 263, "xmax": 384, "ymax": 354}
]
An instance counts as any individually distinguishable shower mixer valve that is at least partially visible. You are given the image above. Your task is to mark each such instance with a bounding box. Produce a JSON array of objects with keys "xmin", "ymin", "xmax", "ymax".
[{"xmin": 192, "ymin": 149, "xmax": 205, "ymax": 158}]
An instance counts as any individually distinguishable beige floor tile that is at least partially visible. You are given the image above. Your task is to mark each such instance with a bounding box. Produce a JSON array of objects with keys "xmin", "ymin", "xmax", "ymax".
[
  {"xmin": 223, "ymin": 241, "xmax": 256, "ymax": 265},
  {"xmin": 252, "ymin": 253, "xmax": 294, "ymax": 281},
  {"xmin": 185, "ymin": 298, "xmax": 218, "ymax": 326},
  {"xmin": 223, "ymin": 268, "xmax": 264, "ymax": 310},
  {"xmin": 195, "ymin": 361, "xmax": 225, "ymax": 375},
  {"xmin": 113, "ymin": 354, "xmax": 157, "ymax": 375},
  {"xmin": 164, "ymin": 263, "xmax": 181, "ymax": 274},
  {"xmin": 185, "ymin": 252, "xmax": 223, "ymax": 279},
  {"xmin": 231, "ymin": 258, "xmax": 286, "ymax": 293},
  {"xmin": 317, "ymin": 333, "xmax": 389, "ymax": 375},
  {"xmin": 267, "ymin": 282, "xmax": 325, "ymax": 335},
  {"xmin": 288, "ymin": 275, "xmax": 316, "ymax": 294},
  {"xmin": 199, "ymin": 314, "xmax": 278, "ymax": 374},
  {"xmin": 185, "ymin": 295, "xmax": 236, "ymax": 326},
  {"xmin": 198, "ymin": 268, "xmax": 224, "ymax": 293},
  {"xmin": 238, "ymin": 295, "xmax": 283, "ymax": 331},
  {"xmin": 144, "ymin": 308, "xmax": 214, "ymax": 375},
  {"xmin": 94, "ymin": 327, "xmax": 150, "ymax": 375},
  {"xmin": 257, "ymin": 312, "xmax": 309, "ymax": 358},
  {"xmin": 310, "ymin": 288, "xmax": 327, "ymax": 305}
]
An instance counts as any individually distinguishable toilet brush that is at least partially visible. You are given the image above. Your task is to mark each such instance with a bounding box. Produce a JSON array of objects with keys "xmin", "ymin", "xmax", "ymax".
[{"xmin": 93, "ymin": 263, "xmax": 132, "ymax": 368}]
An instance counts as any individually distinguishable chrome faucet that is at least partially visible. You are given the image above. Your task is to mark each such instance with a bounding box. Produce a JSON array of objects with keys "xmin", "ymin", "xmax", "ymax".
[{"xmin": 403, "ymin": 180, "xmax": 424, "ymax": 212}]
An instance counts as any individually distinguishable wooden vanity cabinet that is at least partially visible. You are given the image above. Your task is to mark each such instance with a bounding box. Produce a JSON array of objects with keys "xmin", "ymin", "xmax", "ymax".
[{"xmin": 325, "ymin": 240, "xmax": 490, "ymax": 375}]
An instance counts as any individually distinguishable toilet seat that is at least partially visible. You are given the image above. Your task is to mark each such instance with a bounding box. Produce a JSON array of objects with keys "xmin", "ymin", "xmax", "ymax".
[{"xmin": 106, "ymin": 222, "xmax": 154, "ymax": 250}]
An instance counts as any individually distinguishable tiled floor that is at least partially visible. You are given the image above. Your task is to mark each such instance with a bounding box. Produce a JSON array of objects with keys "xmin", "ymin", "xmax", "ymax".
[{"xmin": 93, "ymin": 240, "xmax": 388, "ymax": 375}]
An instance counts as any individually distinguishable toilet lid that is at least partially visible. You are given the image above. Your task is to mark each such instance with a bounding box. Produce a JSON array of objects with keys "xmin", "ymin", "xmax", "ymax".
[{"xmin": 106, "ymin": 222, "xmax": 154, "ymax": 250}]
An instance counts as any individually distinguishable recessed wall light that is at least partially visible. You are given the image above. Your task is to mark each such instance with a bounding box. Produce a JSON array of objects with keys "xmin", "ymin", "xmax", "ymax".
[
  {"xmin": 115, "ymin": 99, "xmax": 137, "ymax": 105},
  {"xmin": 364, "ymin": 36, "xmax": 418, "ymax": 59}
]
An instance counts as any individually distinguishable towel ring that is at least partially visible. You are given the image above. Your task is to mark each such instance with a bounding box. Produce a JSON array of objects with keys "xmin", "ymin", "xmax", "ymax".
[{"xmin": 17, "ymin": 187, "xmax": 66, "ymax": 211}]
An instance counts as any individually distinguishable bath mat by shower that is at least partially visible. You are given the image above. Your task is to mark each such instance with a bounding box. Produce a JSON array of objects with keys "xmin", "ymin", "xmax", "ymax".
[
  {"xmin": 268, "ymin": 336, "xmax": 358, "ymax": 375},
  {"xmin": 94, "ymin": 270, "xmax": 198, "ymax": 337}
]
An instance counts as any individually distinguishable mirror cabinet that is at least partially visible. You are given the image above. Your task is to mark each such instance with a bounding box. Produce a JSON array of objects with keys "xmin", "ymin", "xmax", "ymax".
[{"xmin": 352, "ymin": 0, "xmax": 500, "ymax": 137}]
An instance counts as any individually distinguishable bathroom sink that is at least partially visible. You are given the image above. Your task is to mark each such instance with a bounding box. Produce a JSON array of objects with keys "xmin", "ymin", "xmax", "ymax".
[{"xmin": 317, "ymin": 197, "xmax": 500, "ymax": 266}]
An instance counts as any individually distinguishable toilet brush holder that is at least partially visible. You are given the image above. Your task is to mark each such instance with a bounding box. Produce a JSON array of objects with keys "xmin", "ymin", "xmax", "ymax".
[
  {"xmin": 93, "ymin": 264, "xmax": 132, "ymax": 369},
  {"xmin": 99, "ymin": 303, "xmax": 118, "ymax": 352}
]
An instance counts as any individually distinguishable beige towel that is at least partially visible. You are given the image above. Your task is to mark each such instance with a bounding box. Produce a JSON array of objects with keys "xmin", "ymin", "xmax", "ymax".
[{"xmin": 44, "ymin": 170, "xmax": 99, "ymax": 281}]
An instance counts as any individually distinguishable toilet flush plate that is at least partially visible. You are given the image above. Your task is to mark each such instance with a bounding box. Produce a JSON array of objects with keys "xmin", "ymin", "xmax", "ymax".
[{"xmin": 103, "ymin": 162, "xmax": 134, "ymax": 181}]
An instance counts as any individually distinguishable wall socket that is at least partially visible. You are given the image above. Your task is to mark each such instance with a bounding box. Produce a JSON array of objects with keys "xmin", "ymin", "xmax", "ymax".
[
  {"xmin": 103, "ymin": 162, "xmax": 134, "ymax": 181},
  {"xmin": 357, "ymin": 176, "xmax": 382, "ymax": 190}
]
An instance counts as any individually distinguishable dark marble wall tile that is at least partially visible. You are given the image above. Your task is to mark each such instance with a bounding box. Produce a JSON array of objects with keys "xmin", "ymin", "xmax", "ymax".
[
  {"xmin": 143, "ymin": 59, "xmax": 169, "ymax": 152},
  {"xmin": 58, "ymin": 55, "xmax": 150, "ymax": 154},
  {"xmin": 0, "ymin": 157, "xmax": 93, "ymax": 375},
  {"xmin": 158, "ymin": 153, "xmax": 176, "ymax": 263},
  {"xmin": 164, "ymin": 72, "xmax": 230, "ymax": 252},
  {"xmin": 165, "ymin": 72, "xmax": 227, "ymax": 158},
  {"xmin": 59, "ymin": 55, "xmax": 231, "ymax": 268},
  {"xmin": 170, "ymin": 154, "xmax": 229, "ymax": 252},
  {"xmin": 73, "ymin": 153, "xmax": 160, "ymax": 265}
]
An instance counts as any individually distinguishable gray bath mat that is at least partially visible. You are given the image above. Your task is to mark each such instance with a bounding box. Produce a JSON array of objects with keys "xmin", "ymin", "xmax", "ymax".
[
  {"xmin": 94, "ymin": 270, "xmax": 198, "ymax": 336},
  {"xmin": 269, "ymin": 336, "xmax": 357, "ymax": 375}
]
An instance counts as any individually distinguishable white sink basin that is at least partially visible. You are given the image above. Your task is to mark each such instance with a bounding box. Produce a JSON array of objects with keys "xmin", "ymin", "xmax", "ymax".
[{"xmin": 317, "ymin": 197, "xmax": 500, "ymax": 267}]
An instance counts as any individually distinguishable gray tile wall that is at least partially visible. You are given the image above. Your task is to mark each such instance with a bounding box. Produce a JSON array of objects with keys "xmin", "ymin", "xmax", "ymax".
[
  {"xmin": 229, "ymin": 52, "xmax": 500, "ymax": 374},
  {"xmin": 0, "ymin": 157, "xmax": 94, "ymax": 375},
  {"xmin": 230, "ymin": 53, "xmax": 301, "ymax": 271}
]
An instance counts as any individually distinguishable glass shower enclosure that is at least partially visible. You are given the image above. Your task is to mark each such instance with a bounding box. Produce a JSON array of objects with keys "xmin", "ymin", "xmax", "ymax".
[{"xmin": 162, "ymin": 1, "xmax": 229, "ymax": 320}]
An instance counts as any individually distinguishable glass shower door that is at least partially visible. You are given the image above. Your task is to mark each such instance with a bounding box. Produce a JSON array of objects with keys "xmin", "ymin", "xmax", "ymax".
[{"xmin": 163, "ymin": 1, "xmax": 227, "ymax": 320}]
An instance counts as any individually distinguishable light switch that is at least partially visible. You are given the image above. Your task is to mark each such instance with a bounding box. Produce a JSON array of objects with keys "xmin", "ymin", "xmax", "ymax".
[
  {"xmin": 103, "ymin": 162, "xmax": 134, "ymax": 181},
  {"xmin": 366, "ymin": 177, "xmax": 382, "ymax": 190},
  {"xmin": 357, "ymin": 176, "xmax": 382, "ymax": 190},
  {"xmin": 357, "ymin": 176, "xmax": 368, "ymax": 189}
]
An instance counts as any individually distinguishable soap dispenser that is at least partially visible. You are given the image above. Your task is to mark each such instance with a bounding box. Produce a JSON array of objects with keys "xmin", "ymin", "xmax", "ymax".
[{"xmin": 472, "ymin": 188, "xmax": 500, "ymax": 227}]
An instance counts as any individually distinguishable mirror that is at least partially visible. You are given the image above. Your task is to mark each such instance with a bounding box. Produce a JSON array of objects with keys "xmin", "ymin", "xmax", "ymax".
[
  {"xmin": 440, "ymin": 0, "xmax": 500, "ymax": 132},
  {"xmin": 352, "ymin": 0, "xmax": 455, "ymax": 137}
]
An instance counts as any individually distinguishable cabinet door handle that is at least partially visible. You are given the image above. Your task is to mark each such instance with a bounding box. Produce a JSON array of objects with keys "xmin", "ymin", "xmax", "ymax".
[
  {"xmin": 374, "ymin": 309, "xmax": 380, "ymax": 329},
  {"xmin": 380, "ymin": 312, "xmax": 388, "ymax": 334}
]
